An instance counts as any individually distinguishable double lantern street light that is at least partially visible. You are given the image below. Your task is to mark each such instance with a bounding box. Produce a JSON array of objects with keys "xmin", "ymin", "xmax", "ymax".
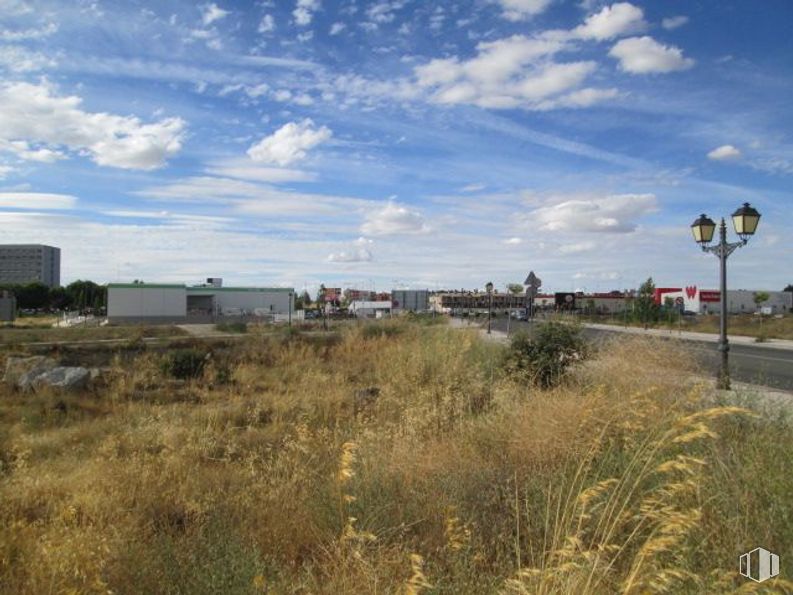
[{"xmin": 690, "ymin": 202, "xmax": 761, "ymax": 390}]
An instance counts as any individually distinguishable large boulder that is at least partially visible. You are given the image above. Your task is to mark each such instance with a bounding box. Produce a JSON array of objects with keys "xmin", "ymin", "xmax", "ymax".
[
  {"xmin": 3, "ymin": 357, "xmax": 90, "ymax": 392},
  {"xmin": 4, "ymin": 356, "xmax": 58, "ymax": 390},
  {"xmin": 32, "ymin": 367, "xmax": 91, "ymax": 392}
]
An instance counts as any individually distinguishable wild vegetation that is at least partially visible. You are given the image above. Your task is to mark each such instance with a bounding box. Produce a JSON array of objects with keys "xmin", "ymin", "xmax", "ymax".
[{"xmin": 0, "ymin": 320, "xmax": 791, "ymax": 593}]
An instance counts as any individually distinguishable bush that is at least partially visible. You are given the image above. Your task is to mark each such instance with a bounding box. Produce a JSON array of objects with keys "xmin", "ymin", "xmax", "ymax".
[
  {"xmin": 504, "ymin": 321, "xmax": 586, "ymax": 388},
  {"xmin": 215, "ymin": 321, "xmax": 248, "ymax": 334},
  {"xmin": 160, "ymin": 348, "xmax": 208, "ymax": 380}
]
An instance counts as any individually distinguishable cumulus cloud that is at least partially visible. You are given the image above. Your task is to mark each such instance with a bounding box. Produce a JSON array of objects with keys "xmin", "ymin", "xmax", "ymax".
[
  {"xmin": 707, "ymin": 144, "xmax": 741, "ymax": 161},
  {"xmin": 493, "ymin": 0, "xmax": 553, "ymax": 21},
  {"xmin": 327, "ymin": 237, "xmax": 374, "ymax": 263},
  {"xmin": 293, "ymin": 0, "xmax": 320, "ymax": 26},
  {"xmin": 247, "ymin": 119, "xmax": 332, "ymax": 166},
  {"xmin": 531, "ymin": 193, "xmax": 657, "ymax": 233},
  {"xmin": 0, "ymin": 81, "xmax": 185, "ymax": 170},
  {"xmin": 413, "ymin": 35, "xmax": 615, "ymax": 110},
  {"xmin": 574, "ymin": 2, "xmax": 647, "ymax": 40},
  {"xmin": 366, "ymin": 1, "xmax": 406, "ymax": 25},
  {"xmin": 0, "ymin": 45, "xmax": 56, "ymax": 72},
  {"xmin": 258, "ymin": 14, "xmax": 275, "ymax": 33},
  {"xmin": 361, "ymin": 202, "xmax": 429, "ymax": 236},
  {"xmin": 503, "ymin": 237, "xmax": 522, "ymax": 244},
  {"xmin": 201, "ymin": 3, "xmax": 229, "ymax": 26},
  {"xmin": 0, "ymin": 192, "xmax": 77, "ymax": 210},
  {"xmin": 609, "ymin": 36, "xmax": 694, "ymax": 73},
  {"xmin": 661, "ymin": 15, "xmax": 689, "ymax": 30},
  {"xmin": 329, "ymin": 22, "xmax": 346, "ymax": 35}
]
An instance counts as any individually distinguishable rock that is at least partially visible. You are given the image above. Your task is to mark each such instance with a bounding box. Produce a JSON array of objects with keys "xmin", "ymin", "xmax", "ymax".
[
  {"xmin": 353, "ymin": 386, "xmax": 380, "ymax": 414},
  {"xmin": 4, "ymin": 356, "xmax": 58, "ymax": 389},
  {"xmin": 32, "ymin": 367, "xmax": 91, "ymax": 392},
  {"xmin": 3, "ymin": 356, "xmax": 91, "ymax": 392}
]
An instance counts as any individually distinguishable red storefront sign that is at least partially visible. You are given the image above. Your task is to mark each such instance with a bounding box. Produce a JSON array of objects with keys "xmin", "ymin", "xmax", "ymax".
[{"xmin": 699, "ymin": 290, "xmax": 720, "ymax": 302}]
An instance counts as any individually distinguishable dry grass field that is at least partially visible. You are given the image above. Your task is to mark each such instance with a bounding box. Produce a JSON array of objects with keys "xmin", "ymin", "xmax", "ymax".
[
  {"xmin": 0, "ymin": 320, "xmax": 792, "ymax": 594},
  {"xmin": 573, "ymin": 313, "xmax": 793, "ymax": 341}
]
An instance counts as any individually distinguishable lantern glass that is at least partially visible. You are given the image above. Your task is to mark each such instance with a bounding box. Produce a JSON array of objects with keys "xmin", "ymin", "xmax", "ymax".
[
  {"xmin": 731, "ymin": 202, "xmax": 761, "ymax": 239},
  {"xmin": 691, "ymin": 214, "xmax": 716, "ymax": 244},
  {"xmin": 485, "ymin": 282, "xmax": 494, "ymax": 293}
]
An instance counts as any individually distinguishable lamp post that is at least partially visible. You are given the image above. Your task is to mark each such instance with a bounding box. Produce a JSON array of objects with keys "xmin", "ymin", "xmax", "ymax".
[
  {"xmin": 486, "ymin": 281, "xmax": 494, "ymax": 334},
  {"xmin": 318, "ymin": 285, "xmax": 328, "ymax": 331},
  {"xmin": 691, "ymin": 203, "xmax": 761, "ymax": 390}
]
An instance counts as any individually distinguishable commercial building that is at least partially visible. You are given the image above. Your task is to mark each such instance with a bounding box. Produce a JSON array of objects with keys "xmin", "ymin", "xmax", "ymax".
[
  {"xmin": 0, "ymin": 244, "xmax": 61, "ymax": 287},
  {"xmin": 654, "ymin": 286, "xmax": 792, "ymax": 314},
  {"xmin": 348, "ymin": 300, "xmax": 392, "ymax": 318},
  {"xmin": 107, "ymin": 282, "xmax": 294, "ymax": 323},
  {"xmin": 392, "ymin": 289, "xmax": 429, "ymax": 313}
]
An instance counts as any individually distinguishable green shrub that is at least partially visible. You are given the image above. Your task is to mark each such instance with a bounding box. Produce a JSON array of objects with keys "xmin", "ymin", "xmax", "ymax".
[
  {"xmin": 160, "ymin": 348, "xmax": 208, "ymax": 380},
  {"xmin": 504, "ymin": 321, "xmax": 587, "ymax": 388}
]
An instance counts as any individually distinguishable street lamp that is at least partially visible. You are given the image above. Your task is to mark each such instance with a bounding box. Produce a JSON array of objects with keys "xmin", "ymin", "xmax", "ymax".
[
  {"xmin": 318, "ymin": 285, "xmax": 328, "ymax": 331},
  {"xmin": 485, "ymin": 281, "xmax": 494, "ymax": 334},
  {"xmin": 691, "ymin": 203, "xmax": 761, "ymax": 390}
]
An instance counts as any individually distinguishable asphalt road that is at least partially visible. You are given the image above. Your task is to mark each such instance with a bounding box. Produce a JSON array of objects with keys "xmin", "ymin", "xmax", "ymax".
[{"xmin": 491, "ymin": 318, "xmax": 793, "ymax": 391}]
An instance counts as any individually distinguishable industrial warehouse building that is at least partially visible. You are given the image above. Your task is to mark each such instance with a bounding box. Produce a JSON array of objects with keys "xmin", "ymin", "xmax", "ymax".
[{"xmin": 107, "ymin": 282, "xmax": 294, "ymax": 323}]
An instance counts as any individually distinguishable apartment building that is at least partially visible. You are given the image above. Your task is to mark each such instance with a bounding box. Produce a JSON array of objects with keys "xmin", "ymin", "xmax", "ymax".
[{"xmin": 0, "ymin": 244, "xmax": 61, "ymax": 287}]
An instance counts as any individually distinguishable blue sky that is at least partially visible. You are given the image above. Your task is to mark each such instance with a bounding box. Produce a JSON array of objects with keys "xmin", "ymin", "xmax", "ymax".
[{"xmin": 0, "ymin": 0, "xmax": 791, "ymax": 293}]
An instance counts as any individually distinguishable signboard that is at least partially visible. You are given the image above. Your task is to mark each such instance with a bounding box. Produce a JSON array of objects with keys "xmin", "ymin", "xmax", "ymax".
[
  {"xmin": 700, "ymin": 291, "xmax": 720, "ymax": 303},
  {"xmin": 555, "ymin": 292, "xmax": 576, "ymax": 309},
  {"xmin": 675, "ymin": 296, "xmax": 684, "ymax": 306},
  {"xmin": 525, "ymin": 286, "xmax": 539, "ymax": 298},
  {"xmin": 524, "ymin": 271, "xmax": 542, "ymax": 288}
]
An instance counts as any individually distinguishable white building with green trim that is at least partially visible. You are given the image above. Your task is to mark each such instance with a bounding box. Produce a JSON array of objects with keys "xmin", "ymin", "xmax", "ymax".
[{"xmin": 107, "ymin": 283, "xmax": 294, "ymax": 323}]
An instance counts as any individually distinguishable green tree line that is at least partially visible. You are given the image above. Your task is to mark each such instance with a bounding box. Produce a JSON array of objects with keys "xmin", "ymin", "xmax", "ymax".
[{"xmin": 0, "ymin": 280, "xmax": 106, "ymax": 312}]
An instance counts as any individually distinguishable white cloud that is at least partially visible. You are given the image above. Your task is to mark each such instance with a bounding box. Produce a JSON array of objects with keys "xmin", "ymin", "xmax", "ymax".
[
  {"xmin": 365, "ymin": 1, "xmax": 406, "ymax": 25},
  {"xmin": 661, "ymin": 15, "xmax": 689, "ymax": 30},
  {"xmin": 361, "ymin": 202, "xmax": 429, "ymax": 236},
  {"xmin": 574, "ymin": 2, "xmax": 646, "ymax": 40},
  {"xmin": 329, "ymin": 22, "xmax": 346, "ymax": 35},
  {"xmin": 461, "ymin": 183, "xmax": 486, "ymax": 192},
  {"xmin": 247, "ymin": 119, "xmax": 332, "ymax": 166},
  {"xmin": 707, "ymin": 144, "xmax": 741, "ymax": 161},
  {"xmin": 0, "ymin": 22, "xmax": 58, "ymax": 41},
  {"xmin": 202, "ymin": 3, "xmax": 229, "ymax": 26},
  {"xmin": 0, "ymin": 81, "xmax": 185, "ymax": 170},
  {"xmin": 493, "ymin": 0, "xmax": 553, "ymax": 22},
  {"xmin": 413, "ymin": 35, "xmax": 615, "ymax": 110},
  {"xmin": 0, "ymin": 192, "xmax": 77, "ymax": 210},
  {"xmin": 0, "ymin": 0, "xmax": 33, "ymax": 16},
  {"xmin": 293, "ymin": 0, "xmax": 320, "ymax": 26},
  {"xmin": 258, "ymin": 14, "xmax": 275, "ymax": 33},
  {"xmin": 0, "ymin": 140, "xmax": 65, "ymax": 162},
  {"xmin": 0, "ymin": 45, "xmax": 56, "ymax": 72},
  {"xmin": 503, "ymin": 237, "xmax": 522, "ymax": 245},
  {"xmin": 328, "ymin": 238, "xmax": 374, "ymax": 263},
  {"xmin": 609, "ymin": 36, "xmax": 694, "ymax": 73},
  {"xmin": 531, "ymin": 193, "xmax": 657, "ymax": 233},
  {"xmin": 0, "ymin": 165, "xmax": 12, "ymax": 179},
  {"xmin": 206, "ymin": 159, "xmax": 316, "ymax": 183}
]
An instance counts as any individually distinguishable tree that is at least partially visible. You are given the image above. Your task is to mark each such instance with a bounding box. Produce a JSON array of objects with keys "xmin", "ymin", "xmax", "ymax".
[
  {"xmin": 65, "ymin": 280, "xmax": 106, "ymax": 313},
  {"xmin": 300, "ymin": 290, "xmax": 312, "ymax": 306},
  {"xmin": 634, "ymin": 278, "xmax": 660, "ymax": 326},
  {"xmin": 753, "ymin": 291, "xmax": 770, "ymax": 311},
  {"xmin": 507, "ymin": 283, "xmax": 524, "ymax": 295},
  {"xmin": 13, "ymin": 283, "xmax": 51, "ymax": 310},
  {"xmin": 784, "ymin": 284, "xmax": 793, "ymax": 293}
]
